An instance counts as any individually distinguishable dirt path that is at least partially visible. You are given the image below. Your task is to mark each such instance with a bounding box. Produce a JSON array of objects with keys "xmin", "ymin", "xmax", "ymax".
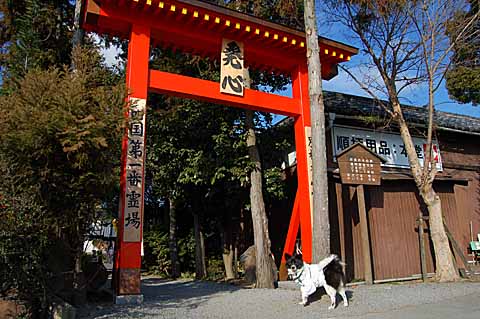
[{"xmin": 79, "ymin": 278, "xmax": 480, "ymax": 319}]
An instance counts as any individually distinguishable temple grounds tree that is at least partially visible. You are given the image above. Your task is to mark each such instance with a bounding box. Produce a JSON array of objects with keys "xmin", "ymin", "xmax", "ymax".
[
  {"xmin": 303, "ymin": 0, "xmax": 331, "ymax": 262},
  {"xmin": 323, "ymin": 0, "xmax": 479, "ymax": 281},
  {"xmin": 0, "ymin": 0, "xmax": 74, "ymax": 89},
  {"xmin": 446, "ymin": 0, "xmax": 480, "ymax": 105},
  {"xmin": 146, "ymin": 48, "xmax": 249, "ymax": 279},
  {"xmin": 221, "ymin": 0, "xmax": 305, "ymax": 286},
  {"xmin": 0, "ymin": 47, "xmax": 125, "ymax": 312}
]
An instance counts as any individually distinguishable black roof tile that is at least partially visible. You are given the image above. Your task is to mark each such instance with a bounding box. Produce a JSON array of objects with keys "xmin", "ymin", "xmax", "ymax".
[{"xmin": 323, "ymin": 91, "xmax": 480, "ymax": 134}]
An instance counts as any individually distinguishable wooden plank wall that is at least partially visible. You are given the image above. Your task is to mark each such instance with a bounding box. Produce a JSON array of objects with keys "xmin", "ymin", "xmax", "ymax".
[
  {"xmin": 368, "ymin": 182, "xmax": 424, "ymax": 280},
  {"xmin": 275, "ymin": 130, "xmax": 479, "ymax": 282},
  {"xmin": 450, "ymin": 170, "xmax": 480, "ymax": 261},
  {"xmin": 333, "ymin": 179, "xmax": 469, "ymax": 281}
]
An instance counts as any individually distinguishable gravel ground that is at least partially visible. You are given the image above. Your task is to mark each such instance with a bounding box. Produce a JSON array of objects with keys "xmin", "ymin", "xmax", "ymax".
[{"xmin": 78, "ymin": 278, "xmax": 480, "ymax": 319}]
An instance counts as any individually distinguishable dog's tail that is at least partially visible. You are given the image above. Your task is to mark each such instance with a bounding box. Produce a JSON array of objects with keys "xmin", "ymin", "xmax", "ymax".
[
  {"xmin": 318, "ymin": 254, "xmax": 338, "ymax": 269},
  {"xmin": 332, "ymin": 254, "xmax": 346, "ymax": 267},
  {"xmin": 328, "ymin": 254, "xmax": 347, "ymax": 287}
]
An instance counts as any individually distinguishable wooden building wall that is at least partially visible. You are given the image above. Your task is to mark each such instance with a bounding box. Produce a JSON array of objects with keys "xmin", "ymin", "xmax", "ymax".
[
  {"xmin": 328, "ymin": 131, "xmax": 480, "ymax": 281},
  {"xmin": 272, "ymin": 128, "xmax": 479, "ymax": 282},
  {"xmin": 332, "ymin": 180, "xmax": 461, "ymax": 281}
]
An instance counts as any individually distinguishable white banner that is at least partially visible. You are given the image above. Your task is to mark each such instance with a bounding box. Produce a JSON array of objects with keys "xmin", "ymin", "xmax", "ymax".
[
  {"xmin": 123, "ymin": 97, "xmax": 147, "ymax": 242},
  {"xmin": 332, "ymin": 125, "xmax": 442, "ymax": 171},
  {"xmin": 220, "ymin": 39, "xmax": 244, "ymax": 96}
]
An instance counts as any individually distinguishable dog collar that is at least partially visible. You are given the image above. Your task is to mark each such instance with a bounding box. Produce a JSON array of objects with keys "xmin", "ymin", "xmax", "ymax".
[{"xmin": 292, "ymin": 267, "xmax": 305, "ymax": 285}]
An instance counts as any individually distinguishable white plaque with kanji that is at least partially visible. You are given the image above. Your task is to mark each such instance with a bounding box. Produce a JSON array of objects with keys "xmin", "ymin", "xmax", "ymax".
[
  {"xmin": 123, "ymin": 97, "xmax": 146, "ymax": 242},
  {"xmin": 220, "ymin": 39, "xmax": 244, "ymax": 96}
]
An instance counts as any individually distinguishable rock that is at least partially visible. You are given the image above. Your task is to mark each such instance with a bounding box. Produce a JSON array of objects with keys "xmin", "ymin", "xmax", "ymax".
[
  {"xmin": 52, "ymin": 302, "xmax": 76, "ymax": 319},
  {"xmin": 239, "ymin": 245, "xmax": 278, "ymax": 286},
  {"xmin": 0, "ymin": 299, "xmax": 27, "ymax": 319}
]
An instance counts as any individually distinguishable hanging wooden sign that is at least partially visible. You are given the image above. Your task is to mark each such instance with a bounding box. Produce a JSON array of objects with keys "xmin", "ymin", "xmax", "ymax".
[
  {"xmin": 220, "ymin": 39, "xmax": 244, "ymax": 96},
  {"xmin": 337, "ymin": 142, "xmax": 385, "ymax": 186}
]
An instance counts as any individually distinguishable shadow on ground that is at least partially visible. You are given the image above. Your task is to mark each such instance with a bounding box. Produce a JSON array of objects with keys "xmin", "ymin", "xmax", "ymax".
[
  {"xmin": 79, "ymin": 277, "xmax": 241, "ymax": 318},
  {"xmin": 278, "ymin": 280, "xmax": 354, "ymax": 308},
  {"xmin": 307, "ymin": 287, "xmax": 354, "ymax": 307}
]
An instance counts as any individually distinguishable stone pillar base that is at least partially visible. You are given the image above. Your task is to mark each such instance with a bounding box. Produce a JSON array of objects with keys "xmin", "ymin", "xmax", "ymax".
[
  {"xmin": 117, "ymin": 268, "xmax": 141, "ymax": 294},
  {"xmin": 114, "ymin": 294, "xmax": 144, "ymax": 305}
]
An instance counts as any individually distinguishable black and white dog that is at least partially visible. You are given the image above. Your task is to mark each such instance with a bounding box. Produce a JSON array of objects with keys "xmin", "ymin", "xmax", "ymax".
[{"xmin": 284, "ymin": 253, "xmax": 348, "ymax": 309}]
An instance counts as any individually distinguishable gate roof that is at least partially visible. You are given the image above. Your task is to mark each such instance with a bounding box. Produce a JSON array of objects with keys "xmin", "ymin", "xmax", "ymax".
[{"xmin": 82, "ymin": 0, "xmax": 357, "ymax": 76}]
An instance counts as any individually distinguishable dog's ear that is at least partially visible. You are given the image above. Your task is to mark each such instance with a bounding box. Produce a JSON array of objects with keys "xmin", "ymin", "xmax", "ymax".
[
  {"xmin": 284, "ymin": 253, "xmax": 292, "ymax": 260},
  {"xmin": 294, "ymin": 252, "xmax": 303, "ymax": 260}
]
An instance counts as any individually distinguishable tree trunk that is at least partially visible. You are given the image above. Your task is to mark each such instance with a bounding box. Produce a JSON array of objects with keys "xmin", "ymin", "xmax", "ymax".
[
  {"xmin": 193, "ymin": 212, "xmax": 207, "ymax": 279},
  {"xmin": 72, "ymin": 0, "xmax": 84, "ymax": 48},
  {"xmin": 220, "ymin": 205, "xmax": 236, "ymax": 280},
  {"xmin": 304, "ymin": 0, "xmax": 330, "ymax": 262},
  {"xmin": 421, "ymin": 187, "xmax": 459, "ymax": 281},
  {"xmin": 222, "ymin": 244, "xmax": 235, "ymax": 280},
  {"xmin": 246, "ymin": 110, "xmax": 275, "ymax": 288},
  {"xmin": 243, "ymin": 69, "xmax": 275, "ymax": 288},
  {"xmin": 391, "ymin": 99, "xmax": 458, "ymax": 282},
  {"xmin": 169, "ymin": 198, "xmax": 180, "ymax": 278}
]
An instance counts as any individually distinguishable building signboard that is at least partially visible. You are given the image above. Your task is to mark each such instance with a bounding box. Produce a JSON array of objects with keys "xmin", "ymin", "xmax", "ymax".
[
  {"xmin": 337, "ymin": 143, "xmax": 384, "ymax": 186},
  {"xmin": 332, "ymin": 125, "xmax": 442, "ymax": 171}
]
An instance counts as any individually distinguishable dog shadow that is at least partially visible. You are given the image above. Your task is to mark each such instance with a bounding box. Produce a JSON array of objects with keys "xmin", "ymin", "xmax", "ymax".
[{"xmin": 309, "ymin": 288, "xmax": 354, "ymax": 306}]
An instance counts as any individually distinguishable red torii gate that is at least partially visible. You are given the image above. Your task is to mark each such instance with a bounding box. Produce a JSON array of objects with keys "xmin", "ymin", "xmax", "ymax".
[{"xmin": 81, "ymin": 0, "xmax": 357, "ymax": 303}]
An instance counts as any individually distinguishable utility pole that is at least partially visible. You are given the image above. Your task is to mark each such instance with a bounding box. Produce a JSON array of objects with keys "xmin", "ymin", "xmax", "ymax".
[{"xmin": 303, "ymin": 0, "xmax": 330, "ymax": 262}]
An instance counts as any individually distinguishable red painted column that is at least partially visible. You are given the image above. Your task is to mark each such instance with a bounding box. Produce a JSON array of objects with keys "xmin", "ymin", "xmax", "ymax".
[
  {"xmin": 292, "ymin": 63, "xmax": 313, "ymax": 263},
  {"xmin": 281, "ymin": 192, "xmax": 301, "ymax": 263},
  {"xmin": 115, "ymin": 23, "xmax": 150, "ymax": 299},
  {"xmin": 279, "ymin": 192, "xmax": 300, "ymax": 280}
]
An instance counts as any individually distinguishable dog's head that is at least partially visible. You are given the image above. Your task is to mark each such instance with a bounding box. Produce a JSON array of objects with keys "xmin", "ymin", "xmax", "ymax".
[{"xmin": 284, "ymin": 253, "xmax": 304, "ymax": 280}]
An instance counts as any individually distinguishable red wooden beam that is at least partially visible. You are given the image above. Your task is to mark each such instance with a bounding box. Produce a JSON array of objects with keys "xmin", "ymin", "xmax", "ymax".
[
  {"xmin": 292, "ymin": 64, "xmax": 313, "ymax": 263},
  {"xmin": 84, "ymin": 1, "xmax": 355, "ymax": 73},
  {"xmin": 148, "ymin": 69, "xmax": 301, "ymax": 116},
  {"xmin": 281, "ymin": 191, "xmax": 301, "ymax": 263},
  {"xmin": 279, "ymin": 191, "xmax": 301, "ymax": 281}
]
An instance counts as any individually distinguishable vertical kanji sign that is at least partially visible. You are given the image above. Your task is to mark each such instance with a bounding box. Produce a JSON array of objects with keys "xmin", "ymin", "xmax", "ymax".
[
  {"xmin": 220, "ymin": 39, "xmax": 244, "ymax": 96},
  {"xmin": 305, "ymin": 126, "xmax": 314, "ymax": 219},
  {"xmin": 123, "ymin": 97, "xmax": 146, "ymax": 242}
]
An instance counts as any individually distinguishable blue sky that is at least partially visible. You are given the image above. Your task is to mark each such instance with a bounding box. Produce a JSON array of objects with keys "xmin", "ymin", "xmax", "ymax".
[
  {"xmin": 99, "ymin": 8, "xmax": 479, "ymax": 119},
  {"xmin": 315, "ymin": 6, "xmax": 480, "ymax": 119},
  {"xmin": 321, "ymin": 65, "xmax": 480, "ymax": 118}
]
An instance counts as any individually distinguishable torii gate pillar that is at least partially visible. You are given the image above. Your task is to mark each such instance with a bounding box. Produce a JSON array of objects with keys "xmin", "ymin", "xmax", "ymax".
[{"xmin": 114, "ymin": 24, "xmax": 150, "ymax": 304}]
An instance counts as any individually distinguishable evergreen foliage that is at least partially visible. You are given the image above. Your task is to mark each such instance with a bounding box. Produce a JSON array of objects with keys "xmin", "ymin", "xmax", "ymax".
[
  {"xmin": 0, "ymin": 47, "xmax": 125, "ymax": 314},
  {"xmin": 446, "ymin": 0, "xmax": 480, "ymax": 105},
  {"xmin": 0, "ymin": 0, "xmax": 74, "ymax": 90}
]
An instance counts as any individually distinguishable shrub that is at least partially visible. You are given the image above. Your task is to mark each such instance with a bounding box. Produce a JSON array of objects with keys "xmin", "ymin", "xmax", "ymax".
[
  {"xmin": 143, "ymin": 228, "xmax": 171, "ymax": 276},
  {"xmin": 0, "ymin": 47, "xmax": 125, "ymax": 315},
  {"xmin": 143, "ymin": 227, "xmax": 197, "ymax": 277},
  {"xmin": 206, "ymin": 258, "xmax": 226, "ymax": 281}
]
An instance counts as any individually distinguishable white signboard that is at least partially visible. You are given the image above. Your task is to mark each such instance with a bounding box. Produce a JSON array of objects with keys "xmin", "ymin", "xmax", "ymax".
[
  {"xmin": 220, "ymin": 39, "xmax": 244, "ymax": 96},
  {"xmin": 332, "ymin": 125, "xmax": 442, "ymax": 171}
]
